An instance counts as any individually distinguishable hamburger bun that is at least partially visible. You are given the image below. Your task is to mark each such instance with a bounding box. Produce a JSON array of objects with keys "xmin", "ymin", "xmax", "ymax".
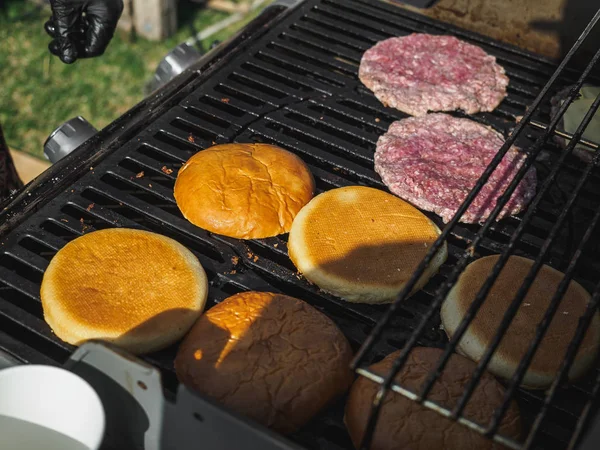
[
  {"xmin": 345, "ymin": 347, "xmax": 522, "ymax": 450},
  {"xmin": 174, "ymin": 143, "xmax": 315, "ymax": 239},
  {"xmin": 40, "ymin": 228, "xmax": 209, "ymax": 355},
  {"xmin": 287, "ymin": 186, "xmax": 447, "ymax": 304},
  {"xmin": 441, "ymin": 255, "xmax": 600, "ymax": 389},
  {"xmin": 174, "ymin": 291, "xmax": 354, "ymax": 434}
]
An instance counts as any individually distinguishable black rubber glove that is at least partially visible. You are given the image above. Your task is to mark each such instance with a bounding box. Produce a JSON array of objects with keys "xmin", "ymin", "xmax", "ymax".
[{"xmin": 46, "ymin": 0, "xmax": 124, "ymax": 64}]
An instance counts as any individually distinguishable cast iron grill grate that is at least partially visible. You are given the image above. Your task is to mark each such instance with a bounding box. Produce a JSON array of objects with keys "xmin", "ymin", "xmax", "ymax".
[{"xmin": 0, "ymin": 1, "xmax": 599, "ymax": 449}]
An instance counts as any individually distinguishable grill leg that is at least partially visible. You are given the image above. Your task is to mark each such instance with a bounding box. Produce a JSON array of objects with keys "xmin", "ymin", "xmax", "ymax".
[{"xmin": 0, "ymin": 123, "xmax": 24, "ymax": 200}]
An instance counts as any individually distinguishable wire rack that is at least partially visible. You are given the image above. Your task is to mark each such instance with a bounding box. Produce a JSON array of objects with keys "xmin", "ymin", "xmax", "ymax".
[{"xmin": 351, "ymin": 7, "xmax": 600, "ymax": 450}]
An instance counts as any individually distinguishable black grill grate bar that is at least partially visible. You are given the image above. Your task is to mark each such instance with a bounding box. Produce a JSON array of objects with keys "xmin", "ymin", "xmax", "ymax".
[
  {"xmin": 0, "ymin": 299, "xmax": 70, "ymax": 351},
  {"xmin": 291, "ymin": 20, "xmax": 371, "ymax": 52},
  {"xmin": 0, "ymin": 264, "xmax": 40, "ymax": 301},
  {"xmin": 104, "ymin": 170, "xmax": 176, "ymax": 204},
  {"xmin": 444, "ymin": 88, "xmax": 600, "ymax": 428},
  {"xmin": 567, "ymin": 369, "xmax": 600, "ymax": 450},
  {"xmin": 240, "ymin": 61, "xmax": 317, "ymax": 93},
  {"xmin": 154, "ymin": 129, "xmax": 206, "ymax": 153},
  {"xmin": 111, "ymin": 166, "xmax": 177, "ymax": 199},
  {"xmin": 171, "ymin": 115, "xmax": 227, "ymax": 142},
  {"xmin": 118, "ymin": 156, "xmax": 177, "ymax": 184},
  {"xmin": 228, "ymin": 71, "xmax": 305, "ymax": 101},
  {"xmin": 309, "ymin": 7, "xmax": 397, "ymax": 45},
  {"xmin": 19, "ymin": 236, "xmax": 59, "ymax": 260},
  {"xmin": 180, "ymin": 104, "xmax": 234, "ymax": 130},
  {"xmin": 284, "ymin": 105, "xmax": 381, "ymax": 148},
  {"xmin": 268, "ymin": 40, "xmax": 357, "ymax": 77},
  {"xmin": 519, "ymin": 204, "xmax": 600, "ymax": 448},
  {"xmin": 258, "ymin": 114, "xmax": 379, "ymax": 173},
  {"xmin": 137, "ymin": 141, "xmax": 189, "ymax": 164},
  {"xmin": 193, "ymin": 94, "xmax": 252, "ymax": 119},
  {"xmin": 282, "ymin": 29, "xmax": 362, "ymax": 63},
  {"xmin": 239, "ymin": 125, "xmax": 377, "ymax": 186},
  {"xmin": 298, "ymin": 99, "xmax": 395, "ymax": 134},
  {"xmin": 21, "ymin": 230, "xmax": 65, "ymax": 252},
  {"xmin": 353, "ymin": 9, "xmax": 600, "ymax": 450},
  {"xmin": 5, "ymin": 245, "xmax": 49, "ymax": 274},
  {"xmin": 252, "ymin": 51, "xmax": 344, "ymax": 92},
  {"xmin": 529, "ymin": 120, "xmax": 600, "ymax": 151},
  {"xmin": 218, "ymin": 77, "xmax": 287, "ymax": 107}
]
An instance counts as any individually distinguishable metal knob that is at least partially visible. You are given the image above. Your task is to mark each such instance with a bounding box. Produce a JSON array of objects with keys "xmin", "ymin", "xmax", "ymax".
[
  {"xmin": 43, "ymin": 116, "xmax": 98, "ymax": 164},
  {"xmin": 146, "ymin": 42, "xmax": 203, "ymax": 94}
]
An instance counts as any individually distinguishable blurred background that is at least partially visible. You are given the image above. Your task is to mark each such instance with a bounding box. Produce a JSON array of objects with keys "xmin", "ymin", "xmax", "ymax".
[{"xmin": 0, "ymin": 0, "xmax": 274, "ymax": 182}]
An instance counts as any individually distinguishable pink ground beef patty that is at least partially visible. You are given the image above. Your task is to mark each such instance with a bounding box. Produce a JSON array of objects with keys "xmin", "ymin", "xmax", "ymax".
[
  {"xmin": 359, "ymin": 34, "xmax": 509, "ymax": 116},
  {"xmin": 374, "ymin": 114, "xmax": 537, "ymax": 224}
]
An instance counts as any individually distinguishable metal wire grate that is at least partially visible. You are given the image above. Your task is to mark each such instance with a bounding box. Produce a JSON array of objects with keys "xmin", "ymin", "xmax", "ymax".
[
  {"xmin": 351, "ymin": 6, "xmax": 600, "ymax": 450},
  {"xmin": 0, "ymin": 1, "xmax": 598, "ymax": 449}
]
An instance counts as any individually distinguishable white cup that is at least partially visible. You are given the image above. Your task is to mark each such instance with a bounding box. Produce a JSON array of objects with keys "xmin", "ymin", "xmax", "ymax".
[{"xmin": 0, "ymin": 365, "xmax": 105, "ymax": 450}]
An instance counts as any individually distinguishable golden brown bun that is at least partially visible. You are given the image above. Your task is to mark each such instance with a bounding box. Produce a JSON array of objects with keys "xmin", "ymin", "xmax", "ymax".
[
  {"xmin": 174, "ymin": 291, "xmax": 354, "ymax": 434},
  {"xmin": 40, "ymin": 228, "xmax": 209, "ymax": 355},
  {"xmin": 287, "ymin": 186, "xmax": 447, "ymax": 303},
  {"xmin": 173, "ymin": 143, "xmax": 315, "ymax": 239},
  {"xmin": 441, "ymin": 255, "xmax": 600, "ymax": 389},
  {"xmin": 345, "ymin": 347, "xmax": 521, "ymax": 450}
]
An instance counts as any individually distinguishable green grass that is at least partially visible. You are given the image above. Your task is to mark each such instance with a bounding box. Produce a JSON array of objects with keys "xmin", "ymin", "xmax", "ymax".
[{"xmin": 0, "ymin": 0, "xmax": 269, "ymax": 159}]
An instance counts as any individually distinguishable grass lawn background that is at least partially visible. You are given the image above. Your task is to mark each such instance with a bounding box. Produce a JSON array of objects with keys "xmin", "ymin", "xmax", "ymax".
[{"xmin": 0, "ymin": 0, "xmax": 269, "ymax": 160}]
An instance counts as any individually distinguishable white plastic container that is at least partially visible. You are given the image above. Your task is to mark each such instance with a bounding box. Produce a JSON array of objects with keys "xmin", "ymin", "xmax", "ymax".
[{"xmin": 0, "ymin": 365, "xmax": 105, "ymax": 450}]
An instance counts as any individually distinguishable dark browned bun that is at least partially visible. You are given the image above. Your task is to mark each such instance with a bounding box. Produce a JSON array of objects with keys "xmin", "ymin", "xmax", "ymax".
[
  {"xmin": 175, "ymin": 291, "xmax": 354, "ymax": 434},
  {"xmin": 345, "ymin": 347, "xmax": 522, "ymax": 450}
]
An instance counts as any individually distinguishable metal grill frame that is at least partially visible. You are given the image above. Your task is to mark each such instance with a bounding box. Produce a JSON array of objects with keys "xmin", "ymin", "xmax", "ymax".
[{"xmin": 0, "ymin": 1, "xmax": 599, "ymax": 449}]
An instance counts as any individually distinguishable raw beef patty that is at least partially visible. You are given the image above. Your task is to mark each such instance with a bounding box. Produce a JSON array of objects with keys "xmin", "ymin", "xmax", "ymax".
[
  {"xmin": 359, "ymin": 34, "xmax": 509, "ymax": 116},
  {"xmin": 374, "ymin": 114, "xmax": 537, "ymax": 224}
]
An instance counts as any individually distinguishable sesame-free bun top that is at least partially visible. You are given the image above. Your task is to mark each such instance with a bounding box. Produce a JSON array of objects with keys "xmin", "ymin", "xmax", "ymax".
[
  {"xmin": 441, "ymin": 255, "xmax": 600, "ymax": 389},
  {"xmin": 287, "ymin": 186, "xmax": 447, "ymax": 304},
  {"xmin": 174, "ymin": 143, "xmax": 315, "ymax": 239},
  {"xmin": 175, "ymin": 291, "xmax": 354, "ymax": 434},
  {"xmin": 345, "ymin": 347, "xmax": 522, "ymax": 450},
  {"xmin": 40, "ymin": 228, "xmax": 209, "ymax": 355}
]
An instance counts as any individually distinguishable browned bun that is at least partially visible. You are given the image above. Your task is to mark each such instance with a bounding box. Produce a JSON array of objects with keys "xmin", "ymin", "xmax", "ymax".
[
  {"xmin": 173, "ymin": 143, "xmax": 315, "ymax": 239},
  {"xmin": 288, "ymin": 186, "xmax": 447, "ymax": 303},
  {"xmin": 174, "ymin": 291, "xmax": 354, "ymax": 434},
  {"xmin": 40, "ymin": 228, "xmax": 208, "ymax": 355},
  {"xmin": 441, "ymin": 255, "xmax": 600, "ymax": 389},
  {"xmin": 345, "ymin": 347, "xmax": 522, "ymax": 450}
]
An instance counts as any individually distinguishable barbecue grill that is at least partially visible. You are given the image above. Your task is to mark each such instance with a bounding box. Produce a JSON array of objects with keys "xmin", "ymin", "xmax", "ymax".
[{"xmin": 1, "ymin": 0, "xmax": 600, "ymax": 449}]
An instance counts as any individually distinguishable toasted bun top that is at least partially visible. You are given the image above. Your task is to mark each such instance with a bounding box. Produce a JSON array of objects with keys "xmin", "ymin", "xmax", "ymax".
[
  {"xmin": 445, "ymin": 255, "xmax": 599, "ymax": 380},
  {"xmin": 345, "ymin": 347, "xmax": 521, "ymax": 450},
  {"xmin": 288, "ymin": 186, "xmax": 443, "ymax": 287},
  {"xmin": 40, "ymin": 228, "xmax": 208, "ymax": 354},
  {"xmin": 175, "ymin": 291, "xmax": 354, "ymax": 434},
  {"xmin": 174, "ymin": 143, "xmax": 315, "ymax": 239}
]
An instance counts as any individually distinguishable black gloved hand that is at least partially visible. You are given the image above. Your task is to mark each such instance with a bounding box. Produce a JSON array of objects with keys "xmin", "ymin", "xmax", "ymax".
[{"xmin": 46, "ymin": 0, "xmax": 124, "ymax": 64}]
